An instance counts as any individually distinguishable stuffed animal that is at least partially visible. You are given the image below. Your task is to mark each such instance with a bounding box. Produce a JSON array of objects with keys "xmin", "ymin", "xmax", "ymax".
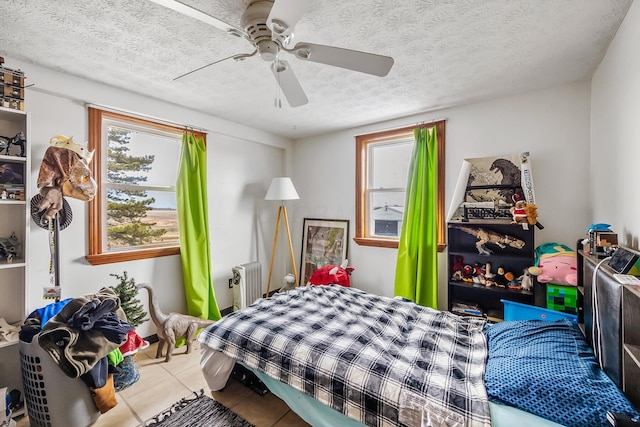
[
  {"xmin": 308, "ymin": 260, "xmax": 354, "ymax": 287},
  {"xmin": 484, "ymin": 263, "xmax": 496, "ymax": 287},
  {"xmin": 451, "ymin": 255, "xmax": 465, "ymax": 281},
  {"xmin": 510, "ymin": 194, "xmax": 543, "ymax": 229},
  {"xmin": 510, "ymin": 195, "xmax": 528, "ymax": 224},
  {"xmin": 518, "ymin": 268, "xmax": 534, "ymax": 291},
  {"xmin": 461, "ymin": 265, "xmax": 474, "ymax": 282},
  {"xmin": 529, "ymin": 242, "xmax": 577, "ymax": 286},
  {"xmin": 494, "ymin": 266, "xmax": 510, "ymax": 287}
]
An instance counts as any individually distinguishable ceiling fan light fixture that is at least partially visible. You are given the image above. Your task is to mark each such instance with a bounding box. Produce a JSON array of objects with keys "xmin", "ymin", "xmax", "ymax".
[{"xmin": 257, "ymin": 40, "xmax": 279, "ymax": 61}]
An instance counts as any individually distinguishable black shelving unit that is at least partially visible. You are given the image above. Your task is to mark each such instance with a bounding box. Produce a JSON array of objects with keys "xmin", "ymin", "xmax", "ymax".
[{"xmin": 447, "ymin": 220, "xmax": 542, "ymax": 320}]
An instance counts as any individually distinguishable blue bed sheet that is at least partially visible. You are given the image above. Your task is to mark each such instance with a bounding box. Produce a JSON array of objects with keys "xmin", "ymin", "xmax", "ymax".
[{"xmin": 484, "ymin": 319, "xmax": 638, "ymax": 427}]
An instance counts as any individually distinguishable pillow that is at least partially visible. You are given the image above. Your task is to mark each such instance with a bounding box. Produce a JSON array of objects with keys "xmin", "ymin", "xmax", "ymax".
[{"xmin": 484, "ymin": 319, "xmax": 638, "ymax": 427}]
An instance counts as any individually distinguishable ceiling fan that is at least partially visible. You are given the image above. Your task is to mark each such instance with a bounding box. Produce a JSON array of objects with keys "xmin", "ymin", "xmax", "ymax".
[{"xmin": 149, "ymin": 0, "xmax": 394, "ymax": 107}]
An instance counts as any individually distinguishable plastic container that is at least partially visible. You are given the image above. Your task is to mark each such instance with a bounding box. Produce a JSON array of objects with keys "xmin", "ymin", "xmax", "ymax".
[
  {"xmin": 19, "ymin": 338, "xmax": 100, "ymax": 427},
  {"xmin": 501, "ymin": 299, "xmax": 578, "ymax": 323}
]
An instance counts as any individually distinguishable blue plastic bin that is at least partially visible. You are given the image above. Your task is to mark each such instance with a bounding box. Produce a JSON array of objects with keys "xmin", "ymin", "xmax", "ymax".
[{"xmin": 501, "ymin": 299, "xmax": 578, "ymax": 323}]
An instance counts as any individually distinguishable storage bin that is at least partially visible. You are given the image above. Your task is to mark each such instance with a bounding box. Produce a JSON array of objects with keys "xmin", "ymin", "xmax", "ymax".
[
  {"xmin": 19, "ymin": 338, "xmax": 100, "ymax": 427},
  {"xmin": 501, "ymin": 299, "xmax": 578, "ymax": 323}
]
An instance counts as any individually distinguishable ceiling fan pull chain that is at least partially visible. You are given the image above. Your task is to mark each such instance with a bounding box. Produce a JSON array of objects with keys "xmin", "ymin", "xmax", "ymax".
[{"xmin": 274, "ymin": 60, "xmax": 282, "ymax": 108}]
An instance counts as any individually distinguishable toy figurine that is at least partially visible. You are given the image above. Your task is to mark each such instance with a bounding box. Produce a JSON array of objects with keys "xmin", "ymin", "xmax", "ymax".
[{"xmin": 0, "ymin": 131, "xmax": 26, "ymax": 157}]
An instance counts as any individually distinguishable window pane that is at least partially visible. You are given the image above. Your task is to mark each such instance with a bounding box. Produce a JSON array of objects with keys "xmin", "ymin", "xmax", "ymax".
[
  {"xmin": 106, "ymin": 188, "xmax": 179, "ymax": 250},
  {"xmin": 106, "ymin": 124, "xmax": 180, "ymax": 187},
  {"xmin": 104, "ymin": 120, "xmax": 181, "ymax": 252},
  {"xmin": 370, "ymin": 140, "xmax": 413, "ymax": 189},
  {"xmin": 369, "ymin": 191, "xmax": 405, "ymax": 237}
]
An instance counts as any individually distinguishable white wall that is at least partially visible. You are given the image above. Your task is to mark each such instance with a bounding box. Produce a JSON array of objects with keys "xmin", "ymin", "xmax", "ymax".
[
  {"xmin": 292, "ymin": 80, "xmax": 591, "ymax": 309},
  {"xmin": 591, "ymin": 0, "xmax": 640, "ymax": 249},
  {"xmin": 10, "ymin": 57, "xmax": 292, "ymax": 337}
]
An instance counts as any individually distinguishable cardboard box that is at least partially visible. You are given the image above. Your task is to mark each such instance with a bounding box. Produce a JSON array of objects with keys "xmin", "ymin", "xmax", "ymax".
[
  {"xmin": 3, "ymin": 85, "xmax": 24, "ymax": 99},
  {"xmin": 0, "ymin": 97, "xmax": 24, "ymax": 111},
  {"xmin": 0, "ymin": 69, "xmax": 25, "ymax": 87}
]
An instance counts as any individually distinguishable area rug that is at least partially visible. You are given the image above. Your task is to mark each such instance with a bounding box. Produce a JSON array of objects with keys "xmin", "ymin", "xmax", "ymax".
[{"xmin": 145, "ymin": 389, "xmax": 255, "ymax": 427}]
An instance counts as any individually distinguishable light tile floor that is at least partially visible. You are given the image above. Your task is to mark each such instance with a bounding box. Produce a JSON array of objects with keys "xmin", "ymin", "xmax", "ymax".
[{"xmin": 15, "ymin": 341, "xmax": 311, "ymax": 427}]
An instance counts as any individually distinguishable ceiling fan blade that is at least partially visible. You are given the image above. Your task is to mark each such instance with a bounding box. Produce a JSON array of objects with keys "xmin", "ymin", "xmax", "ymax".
[
  {"xmin": 174, "ymin": 51, "xmax": 257, "ymax": 81},
  {"xmin": 267, "ymin": 0, "xmax": 312, "ymax": 41},
  {"xmin": 271, "ymin": 60, "xmax": 308, "ymax": 107},
  {"xmin": 148, "ymin": 0, "xmax": 246, "ymax": 38},
  {"xmin": 290, "ymin": 42, "xmax": 394, "ymax": 77}
]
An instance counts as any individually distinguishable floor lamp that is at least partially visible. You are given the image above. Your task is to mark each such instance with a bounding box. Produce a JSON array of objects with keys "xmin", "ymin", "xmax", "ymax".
[{"xmin": 265, "ymin": 177, "xmax": 299, "ymax": 296}]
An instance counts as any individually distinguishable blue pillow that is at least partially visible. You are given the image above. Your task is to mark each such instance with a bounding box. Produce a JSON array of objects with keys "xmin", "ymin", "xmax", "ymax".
[{"xmin": 484, "ymin": 319, "xmax": 638, "ymax": 427}]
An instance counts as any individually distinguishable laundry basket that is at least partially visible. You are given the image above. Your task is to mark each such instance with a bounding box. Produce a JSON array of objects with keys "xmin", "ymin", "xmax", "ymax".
[{"xmin": 19, "ymin": 337, "xmax": 100, "ymax": 427}]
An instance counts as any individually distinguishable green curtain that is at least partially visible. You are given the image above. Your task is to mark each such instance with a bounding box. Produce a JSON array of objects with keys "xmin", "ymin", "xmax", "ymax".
[
  {"xmin": 177, "ymin": 132, "xmax": 221, "ymax": 321},
  {"xmin": 394, "ymin": 126, "xmax": 438, "ymax": 308}
]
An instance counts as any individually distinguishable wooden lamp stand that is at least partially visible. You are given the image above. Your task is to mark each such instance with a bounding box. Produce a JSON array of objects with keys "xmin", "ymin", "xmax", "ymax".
[
  {"xmin": 264, "ymin": 177, "xmax": 300, "ymax": 296},
  {"xmin": 266, "ymin": 204, "xmax": 298, "ymax": 296}
]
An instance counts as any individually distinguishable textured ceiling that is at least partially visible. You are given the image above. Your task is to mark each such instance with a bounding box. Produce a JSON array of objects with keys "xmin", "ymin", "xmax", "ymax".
[{"xmin": 0, "ymin": 0, "xmax": 632, "ymax": 139}]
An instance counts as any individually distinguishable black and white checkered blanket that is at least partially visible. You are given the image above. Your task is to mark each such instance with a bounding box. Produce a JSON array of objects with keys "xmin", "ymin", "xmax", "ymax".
[{"xmin": 198, "ymin": 286, "xmax": 490, "ymax": 427}]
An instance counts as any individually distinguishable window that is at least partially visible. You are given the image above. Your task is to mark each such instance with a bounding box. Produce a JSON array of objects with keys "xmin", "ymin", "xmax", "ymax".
[
  {"xmin": 86, "ymin": 108, "xmax": 199, "ymax": 265},
  {"xmin": 355, "ymin": 121, "xmax": 446, "ymax": 250}
]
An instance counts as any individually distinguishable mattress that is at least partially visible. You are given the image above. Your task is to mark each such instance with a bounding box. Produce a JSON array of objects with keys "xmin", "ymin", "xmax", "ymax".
[{"xmin": 199, "ymin": 344, "xmax": 564, "ymax": 427}]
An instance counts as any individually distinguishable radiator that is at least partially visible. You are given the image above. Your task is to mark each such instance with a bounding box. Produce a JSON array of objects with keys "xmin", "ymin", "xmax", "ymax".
[{"xmin": 232, "ymin": 261, "xmax": 262, "ymax": 311}]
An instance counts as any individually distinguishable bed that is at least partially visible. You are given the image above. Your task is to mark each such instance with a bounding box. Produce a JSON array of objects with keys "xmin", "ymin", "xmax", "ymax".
[{"xmin": 198, "ymin": 285, "xmax": 638, "ymax": 427}]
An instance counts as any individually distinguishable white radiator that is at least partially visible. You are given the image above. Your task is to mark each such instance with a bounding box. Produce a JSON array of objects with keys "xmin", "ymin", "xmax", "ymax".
[{"xmin": 232, "ymin": 261, "xmax": 262, "ymax": 311}]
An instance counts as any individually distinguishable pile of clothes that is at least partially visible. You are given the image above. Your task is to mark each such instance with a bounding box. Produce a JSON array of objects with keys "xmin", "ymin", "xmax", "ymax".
[{"xmin": 19, "ymin": 288, "xmax": 149, "ymax": 414}]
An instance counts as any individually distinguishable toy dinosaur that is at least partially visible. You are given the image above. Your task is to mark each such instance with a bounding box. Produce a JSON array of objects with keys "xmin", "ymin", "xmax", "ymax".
[
  {"xmin": 137, "ymin": 283, "xmax": 216, "ymax": 362},
  {"xmin": 452, "ymin": 225, "xmax": 525, "ymax": 255},
  {"xmin": 33, "ymin": 135, "xmax": 97, "ymax": 222}
]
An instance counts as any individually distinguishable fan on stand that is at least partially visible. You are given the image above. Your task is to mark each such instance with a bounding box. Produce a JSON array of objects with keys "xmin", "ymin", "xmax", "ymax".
[
  {"xmin": 150, "ymin": 0, "xmax": 394, "ymax": 107},
  {"xmin": 30, "ymin": 195, "xmax": 73, "ymax": 302}
]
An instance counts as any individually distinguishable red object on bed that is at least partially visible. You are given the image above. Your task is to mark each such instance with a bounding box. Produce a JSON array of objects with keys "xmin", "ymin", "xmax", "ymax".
[{"xmin": 308, "ymin": 264, "xmax": 354, "ymax": 287}]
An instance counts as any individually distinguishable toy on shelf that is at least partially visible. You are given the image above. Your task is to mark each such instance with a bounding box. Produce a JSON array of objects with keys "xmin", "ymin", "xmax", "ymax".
[
  {"xmin": 518, "ymin": 268, "xmax": 534, "ymax": 291},
  {"xmin": 451, "ymin": 225, "xmax": 525, "ymax": 255},
  {"xmin": 0, "ymin": 131, "xmax": 26, "ymax": 157},
  {"xmin": 529, "ymin": 242, "xmax": 577, "ymax": 286},
  {"xmin": 510, "ymin": 194, "xmax": 543, "ymax": 230},
  {"xmin": 0, "ymin": 231, "xmax": 19, "ymax": 262}
]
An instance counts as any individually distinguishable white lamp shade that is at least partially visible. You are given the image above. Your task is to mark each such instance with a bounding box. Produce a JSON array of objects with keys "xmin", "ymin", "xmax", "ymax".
[{"xmin": 265, "ymin": 177, "xmax": 299, "ymax": 200}]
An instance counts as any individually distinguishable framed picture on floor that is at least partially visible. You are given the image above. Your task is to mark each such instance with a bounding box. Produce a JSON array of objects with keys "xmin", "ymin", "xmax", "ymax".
[{"xmin": 300, "ymin": 218, "xmax": 349, "ymax": 286}]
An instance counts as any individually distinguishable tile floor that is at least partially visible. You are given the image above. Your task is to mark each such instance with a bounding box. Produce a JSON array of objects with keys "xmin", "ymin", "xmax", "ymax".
[{"xmin": 15, "ymin": 341, "xmax": 311, "ymax": 427}]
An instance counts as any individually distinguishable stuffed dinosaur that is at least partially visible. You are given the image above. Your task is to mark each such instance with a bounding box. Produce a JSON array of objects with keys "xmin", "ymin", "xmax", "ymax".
[
  {"xmin": 33, "ymin": 135, "xmax": 97, "ymax": 221},
  {"xmin": 308, "ymin": 259, "xmax": 354, "ymax": 287}
]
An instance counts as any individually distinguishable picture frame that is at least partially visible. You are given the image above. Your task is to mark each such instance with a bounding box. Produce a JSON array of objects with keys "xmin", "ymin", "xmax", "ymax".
[{"xmin": 300, "ymin": 218, "xmax": 349, "ymax": 286}]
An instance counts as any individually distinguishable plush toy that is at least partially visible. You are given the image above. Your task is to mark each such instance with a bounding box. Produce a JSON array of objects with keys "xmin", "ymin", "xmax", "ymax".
[
  {"xmin": 518, "ymin": 268, "xmax": 534, "ymax": 291},
  {"xmin": 484, "ymin": 263, "xmax": 496, "ymax": 287},
  {"xmin": 494, "ymin": 266, "xmax": 510, "ymax": 288},
  {"xmin": 451, "ymin": 255, "xmax": 465, "ymax": 281},
  {"xmin": 308, "ymin": 260, "xmax": 354, "ymax": 287},
  {"xmin": 529, "ymin": 242, "xmax": 577, "ymax": 286},
  {"xmin": 510, "ymin": 195, "xmax": 528, "ymax": 224},
  {"xmin": 510, "ymin": 194, "xmax": 543, "ymax": 229},
  {"xmin": 461, "ymin": 265, "xmax": 474, "ymax": 282}
]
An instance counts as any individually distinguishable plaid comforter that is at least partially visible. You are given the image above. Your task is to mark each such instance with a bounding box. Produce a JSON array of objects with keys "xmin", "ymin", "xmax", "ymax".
[{"xmin": 198, "ymin": 286, "xmax": 490, "ymax": 427}]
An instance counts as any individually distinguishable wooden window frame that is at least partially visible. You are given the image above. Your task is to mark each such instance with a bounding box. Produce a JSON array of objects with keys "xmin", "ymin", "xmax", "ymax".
[
  {"xmin": 354, "ymin": 121, "xmax": 446, "ymax": 251},
  {"xmin": 86, "ymin": 107, "xmax": 202, "ymax": 265}
]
